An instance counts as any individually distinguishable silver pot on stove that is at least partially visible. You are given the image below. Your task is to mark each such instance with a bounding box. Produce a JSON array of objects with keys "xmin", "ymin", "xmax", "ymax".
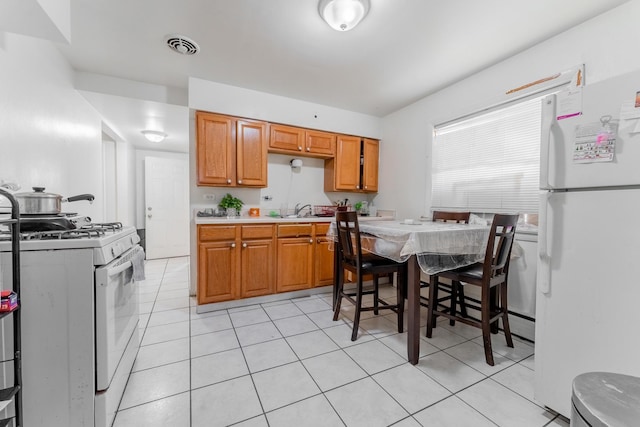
[{"xmin": 14, "ymin": 187, "xmax": 95, "ymax": 215}]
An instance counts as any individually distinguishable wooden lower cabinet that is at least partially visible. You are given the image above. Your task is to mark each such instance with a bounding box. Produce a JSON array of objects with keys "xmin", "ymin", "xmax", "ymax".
[
  {"xmin": 198, "ymin": 240, "xmax": 240, "ymax": 304},
  {"xmin": 240, "ymin": 224, "xmax": 276, "ymax": 299},
  {"xmin": 314, "ymin": 223, "xmax": 334, "ymax": 287},
  {"xmin": 276, "ymin": 223, "xmax": 314, "ymax": 292},
  {"xmin": 197, "ymin": 222, "xmax": 333, "ymax": 304}
]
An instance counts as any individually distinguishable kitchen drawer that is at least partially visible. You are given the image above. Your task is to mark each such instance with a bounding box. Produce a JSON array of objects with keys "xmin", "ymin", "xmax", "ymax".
[
  {"xmin": 241, "ymin": 225, "xmax": 274, "ymax": 239},
  {"xmin": 277, "ymin": 224, "xmax": 312, "ymax": 238},
  {"xmin": 198, "ymin": 225, "xmax": 237, "ymax": 242},
  {"xmin": 314, "ymin": 223, "xmax": 330, "ymax": 236}
]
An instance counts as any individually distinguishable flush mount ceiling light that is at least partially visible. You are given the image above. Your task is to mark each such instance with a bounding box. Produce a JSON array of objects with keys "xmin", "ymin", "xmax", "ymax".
[
  {"xmin": 318, "ymin": 0, "xmax": 370, "ymax": 31},
  {"xmin": 141, "ymin": 130, "xmax": 167, "ymax": 143}
]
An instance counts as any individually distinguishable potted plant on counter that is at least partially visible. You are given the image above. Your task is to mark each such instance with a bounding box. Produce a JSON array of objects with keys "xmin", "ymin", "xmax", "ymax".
[{"xmin": 218, "ymin": 193, "xmax": 243, "ymax": 218}]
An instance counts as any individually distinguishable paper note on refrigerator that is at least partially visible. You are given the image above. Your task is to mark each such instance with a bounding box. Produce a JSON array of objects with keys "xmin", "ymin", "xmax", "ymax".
[
  {"xmin": 573, "ymin": 121, "xmax": 618, "ymax": 163},
  {"xmin": 619, "ymin": 101, "xmax": 640, "ymax": 134},
  {"xmin": 557, "ymin": 87, "xmax": 583, "ymax": 120}
]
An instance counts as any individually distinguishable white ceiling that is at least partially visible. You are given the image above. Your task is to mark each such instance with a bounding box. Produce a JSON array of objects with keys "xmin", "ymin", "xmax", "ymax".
[{"xmin": 55, "ymin": 0, "xmax": 629, "ymax": 152}]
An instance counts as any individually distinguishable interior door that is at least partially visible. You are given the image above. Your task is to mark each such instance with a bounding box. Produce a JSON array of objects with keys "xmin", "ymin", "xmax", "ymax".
[{"xmin": 144, "ymin": 156, "xmax": 189, "ymax": 259}]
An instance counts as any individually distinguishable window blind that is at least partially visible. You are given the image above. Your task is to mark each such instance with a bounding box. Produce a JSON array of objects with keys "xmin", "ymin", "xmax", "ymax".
[{"xmin": 431, "ymin": 96, "xmax": 542, "ymax": 214}]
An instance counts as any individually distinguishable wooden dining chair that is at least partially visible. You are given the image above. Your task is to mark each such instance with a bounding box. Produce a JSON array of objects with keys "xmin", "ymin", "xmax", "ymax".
[
  {"xmin": 419, "ymin": 211, "xmax": 471, "ymax": 326},
  {"xmin": 426, "ymin": 213, "xmax": 519, "ymax": 365},
  {"xmin": 333, "ymin": 211, "xmax": 406, "ymax": 341}
]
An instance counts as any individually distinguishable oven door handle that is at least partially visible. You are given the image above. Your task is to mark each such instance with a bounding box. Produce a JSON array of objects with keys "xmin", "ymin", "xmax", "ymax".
[{"xmin": 108, "ymin": 260, "xmax": 132, "ymax": 277}]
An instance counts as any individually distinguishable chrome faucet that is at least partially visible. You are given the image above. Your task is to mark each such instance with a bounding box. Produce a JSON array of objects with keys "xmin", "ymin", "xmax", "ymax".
[{"xmin": 294, "ymin": 203, "xmax": 312, "ymax": 217}]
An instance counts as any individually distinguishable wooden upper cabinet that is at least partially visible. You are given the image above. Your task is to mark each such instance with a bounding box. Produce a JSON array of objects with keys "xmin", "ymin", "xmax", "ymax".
[
  {"xmin": 325, "ymin": 135, "xmax": 362, "ymax": 191},
  {"xmin": 236, "ymin": 119, "xmax": 268, "ymax": 187},
  {"xmin": 324, "ymin": 136, "xmax": 379, "ymax": 193},
  {"xmin": 305, "ymin": 130, "xmax": 335, "ymax": 157},
  {"xmin": 196, "ymin": 112, "xmax": 236, "ymax": 186},
  {"xmin": 270, "ymin": 124, "xmax": 305, "ymax": 153},
  {"xmin": 196, "ymin": 111, "xmax": 267, "ymax": 187},
  {"xmin": 362, "ymin": 138, "xmax": 379, "ymax": 192},
  {"xmin": 269, "ymin": 124, "xmax": 335, "ymax": 158}
]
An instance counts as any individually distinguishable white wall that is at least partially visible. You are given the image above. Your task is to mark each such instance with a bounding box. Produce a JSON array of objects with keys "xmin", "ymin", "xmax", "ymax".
[
  {"xmin": 379, "ymin": 0, "xmax": 640, "ymax": 220},
  {"xmin": 0, "ymin": 32, "xmax": 104, "ymax": 220}
]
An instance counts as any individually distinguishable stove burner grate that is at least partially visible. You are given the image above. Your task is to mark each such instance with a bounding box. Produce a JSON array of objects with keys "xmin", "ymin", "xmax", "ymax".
[
  {"xmin": 24, "ymin": 228, "xmax": 106, "ymax": 240},
  {"xmin": 1, "ymin": 221, "xmax": 125, "ymax": 240}
]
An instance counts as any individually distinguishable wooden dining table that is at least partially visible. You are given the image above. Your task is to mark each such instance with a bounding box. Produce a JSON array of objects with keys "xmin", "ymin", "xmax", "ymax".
[{"xmin": 331, "ymin": 219, "xmax": 491, "ymax": 365}]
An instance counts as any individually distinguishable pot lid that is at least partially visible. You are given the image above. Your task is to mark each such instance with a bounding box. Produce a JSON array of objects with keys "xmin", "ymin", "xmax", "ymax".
[{"xmin": 14, "ymin": 187, "xmax": 61, "ymax": 199}]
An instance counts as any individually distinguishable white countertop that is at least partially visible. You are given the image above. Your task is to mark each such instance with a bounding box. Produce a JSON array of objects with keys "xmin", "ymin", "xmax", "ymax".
[{"xmin": 194, "ymin": 215, "xmax": 391, "ymax": 225}]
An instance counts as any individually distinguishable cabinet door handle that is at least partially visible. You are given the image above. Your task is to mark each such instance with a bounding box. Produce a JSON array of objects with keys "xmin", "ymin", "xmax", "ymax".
[
  {"xmin": 227, "ymin": 178, "xmax": 232, "ymax": 184},
  {"xmin": 309, "ymin": 239, "xmax": 313, "ymax": 244},
  {"xmin": 298, "ymin": 146, "xmax": 302, "ymax": 151},
  {"xmin": 230, "ymin": 243, "xmax": 236, "ymax": 248},
  {"xmin": 306, "ymin": 147, "xmax": 310, "ymax": 152},
  {"xmin": 238, "ymin": 180, "xmax": 243, "ymax": 184},
  {"xmin": 242, "ymin": 242, "xmax": 247, "ymax": 248},
  {"xmin": 364, "ymin": 186, "xmax": 368, "ymax": 189},
  {"xmin": 356, "ymin": 185, "xmax": 360, "ymax": 189},
  {"xmin": 317, "ymin": 238, "xmax": 322, "ymax": 244}
]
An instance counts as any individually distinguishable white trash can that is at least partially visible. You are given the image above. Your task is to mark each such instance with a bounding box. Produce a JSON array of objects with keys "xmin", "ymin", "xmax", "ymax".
[{"xmin": 571, "ymin": 372, "xmax": 640, "ymax": 426}]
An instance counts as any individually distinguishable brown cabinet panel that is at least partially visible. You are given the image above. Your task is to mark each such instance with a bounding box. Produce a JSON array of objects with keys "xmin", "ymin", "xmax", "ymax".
[
  {"xmin": 315, "ymin": 223, "xmax": 330, "ymax": 236},
  {"xmin": 325, "ymin": 135, "xmax": 361, "ymax": 191},
  {"xmin": 199, "ymin": 225, "xmax": 237, "ymax": 242},
  {"xmin": 241, "ymin": 224, "xmax": 274, "ymax": 239},
  {"xmin": 362, "ymin": 138, "xmax": 379, "ymax": 192},
  {"xmin": 196, "ymin": 112, "xmax": 236, "ymax": 186},
  {"xmin": 198, "ymin": 241, "xmax": 239, "ymax": 304},
  {"xmin": 277, "ymin": 224, "xmax": 313, "ymax": 238},
  {"xmin": 324, "ymin": 136, "xmax": 379, "ymax": 193},
  {"xmin": 270, "ymin": 124, "xmax": 305, "ymax": 153},
  {"xmin": 305, "ymin": 130, "xmax": 335, "ymax": 157},
  {"xmin": 241, "ymin": 238, "xmax": 275, "ymax": 298},
  {"xmin": 269, "ymin": 124, "xmax": 335, "ymax": 158},
  {"xmin": 236, "ymin": 119, "xmax": 268, "ymax": 187},
  {"xmin": 314, "ymin": 235, "xmax": 334, "ymax": 287},
  {"xmin": 196, "ymin": 112, "xmax": 267, "ymax": 188},
  {"xmin": 277, "ymin": 237, "xmax": 314, "ymax": 292}
]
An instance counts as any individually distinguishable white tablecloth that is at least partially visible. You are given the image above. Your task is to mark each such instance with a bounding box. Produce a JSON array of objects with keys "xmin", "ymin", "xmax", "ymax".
[{"xmin": 329, "ymin": 219, "xmax": 491, "ymax": 275}]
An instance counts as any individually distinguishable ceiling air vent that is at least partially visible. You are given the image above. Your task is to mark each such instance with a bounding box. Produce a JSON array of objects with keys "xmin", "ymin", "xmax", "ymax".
[{"xmin": 165, "ymin": 34, "xmax": 200, "ymax": 55}]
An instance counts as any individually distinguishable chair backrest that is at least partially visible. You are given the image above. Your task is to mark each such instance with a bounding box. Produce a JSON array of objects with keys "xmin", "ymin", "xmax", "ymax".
[
  {"xmin": 482, "ymin": 214, "xmax": 519, "ymax": 281},
  {"xmin": 335, "ymin": 211, "xmax": 362, "ymax": 268},
  {"xmin": 432, "ymin": 211, "xmax": 471, "ymax": 224}
]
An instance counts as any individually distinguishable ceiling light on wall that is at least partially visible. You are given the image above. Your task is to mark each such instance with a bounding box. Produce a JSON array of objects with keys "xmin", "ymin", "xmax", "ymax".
[
  {"xmin": 141, "ymin": 130, "xmax": 167, "ymax": 143},
  {"xmin": 318, "ymin": 0, "xmax": 370, "ymax": 31}
]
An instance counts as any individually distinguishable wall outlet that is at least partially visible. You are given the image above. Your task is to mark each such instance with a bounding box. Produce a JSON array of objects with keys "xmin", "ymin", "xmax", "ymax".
[
  {"xmin": 203, "ymin": 194, "xmax": 216, "ymax": 201},
  {"xmin": 263, "ymin": 195, "xmax": 273, "ymax": 201}
]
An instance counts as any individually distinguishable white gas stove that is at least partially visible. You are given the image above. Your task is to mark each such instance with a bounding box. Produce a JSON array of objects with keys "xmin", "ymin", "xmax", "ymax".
[
  {"xmin": 0, "ymin": 220, "xmax": 143, "ymax": 427},
  {"xmin": 0, "ymin": 222, "xmax": 140, "ymax": 265}
]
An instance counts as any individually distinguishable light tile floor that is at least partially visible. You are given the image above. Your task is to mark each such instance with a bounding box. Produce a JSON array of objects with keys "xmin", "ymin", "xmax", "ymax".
[{"xmin": 114, "ymin": 257, "xmax": 570, "ymax": 427}]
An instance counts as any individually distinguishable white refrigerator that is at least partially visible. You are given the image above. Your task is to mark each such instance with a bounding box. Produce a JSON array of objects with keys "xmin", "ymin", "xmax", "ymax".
[{"xmin": 534, "ymin": 70, "xmax": 640, "ymax": 417}]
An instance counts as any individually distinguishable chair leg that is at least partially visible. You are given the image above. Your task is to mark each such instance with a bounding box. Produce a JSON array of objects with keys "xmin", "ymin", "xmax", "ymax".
[
  {"xmin": 458, "ymin": 285, "xmax": 468, "ymax": 317},
  {"xmin": 426, "ymin": 274, "xmax": 438, "ymax": 338},
  {"xmin": 490, "ymin": 286, "xmax": 499, "ymax": 334},
  {"xmin": 332, "ymin": 273, "xmax": 343, "ymax": 321},
  {"xmin": 500, "ymin": 283, "xmax": 514, "ymax": 348},
  {"xmin": 373, "ymin": 275, "xmax": 379, "ymax": 315},
  {"xmin": 481, "ymin": 288, "xmax": 495, "ymax": 366},
  {"xmin": 351, "ymin": 275, "xmax": 364, "ymax": 341},
  {"xmin": 396, "ymin": 268, "xmax": 404, "ymax": 333},
  {"xmin": 448, "ymin": 278, "xmax": 456, "ymax": 326}
]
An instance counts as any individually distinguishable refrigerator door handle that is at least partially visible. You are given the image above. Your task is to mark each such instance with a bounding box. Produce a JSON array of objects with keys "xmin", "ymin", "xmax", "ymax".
[
  {"xmin": 538, "ymin": 191, "xmax": 552, "ymax": 294},
  {"xmin": 540, "ymin": 94, "xmax": 555, "ymax": 190}
]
